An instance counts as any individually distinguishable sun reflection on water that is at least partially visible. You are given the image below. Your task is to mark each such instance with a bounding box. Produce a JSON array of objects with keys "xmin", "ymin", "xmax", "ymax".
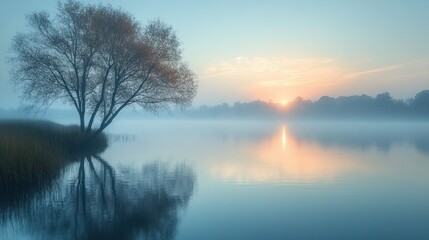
[
  {"xmin": 210, "ymin": 125, "xmax": 370, "ymax": 184},
  {"xmin": 282, "ymin": 125, "xmax": 286, "ymax": 152}
]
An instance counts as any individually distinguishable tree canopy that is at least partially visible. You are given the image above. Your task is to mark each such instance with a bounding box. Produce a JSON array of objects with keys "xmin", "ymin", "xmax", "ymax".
[{"xmin": 11, "ymin": 0, "xmax": 197, "ymax": 138}]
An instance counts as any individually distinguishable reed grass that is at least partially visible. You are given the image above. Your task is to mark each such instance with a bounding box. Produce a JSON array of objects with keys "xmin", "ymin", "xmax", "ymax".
[{"xmin": 0, "ymin": 120, "xmax": 107, "ymax": 206}]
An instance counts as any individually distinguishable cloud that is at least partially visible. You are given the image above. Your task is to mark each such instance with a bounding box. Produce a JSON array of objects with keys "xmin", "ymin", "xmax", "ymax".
[
  {"xmin": 203, "ymin": 57, "xmax": 352, "ymax": 87},
  {"xmin": 203, "ymin": 57, "xmax": 429, "ymax": 87},
  {"xmin": 345, "ymin": 65, "xmax": 401, "ymax": 79},
  {"xmin": 197, "ymin": 56, "xmax": 429, "ymax": 103}
]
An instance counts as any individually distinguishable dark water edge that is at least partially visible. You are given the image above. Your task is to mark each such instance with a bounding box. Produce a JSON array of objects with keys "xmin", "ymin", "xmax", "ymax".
[
  {"xmin": 0, "ymin": 120, "xmax": 195, "ymax": 240},
  {"xmin": 0, "ymin": 120, "xmax": 107, "ymax": 213}
]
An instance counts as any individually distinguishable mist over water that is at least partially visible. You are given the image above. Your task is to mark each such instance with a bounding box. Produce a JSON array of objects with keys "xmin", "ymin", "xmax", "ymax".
[
  {"xmin": 2, "ymin": 0, "xmax": 429, "ymax": 239},
  {"xmin": 1, "ymin": 120, "xmax": 429, "ymax": 239}
]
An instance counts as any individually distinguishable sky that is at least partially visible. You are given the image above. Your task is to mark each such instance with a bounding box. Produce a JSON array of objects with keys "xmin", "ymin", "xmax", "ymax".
[{"xmin": 1, "ymin": 0, "xmax": 429, "ymax": 108}]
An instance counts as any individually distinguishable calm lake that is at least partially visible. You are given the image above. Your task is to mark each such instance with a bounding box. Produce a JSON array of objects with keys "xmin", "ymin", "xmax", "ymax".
[{"xmin": 2, "ymin": 120, "xmax": 429, "ymax": 239}]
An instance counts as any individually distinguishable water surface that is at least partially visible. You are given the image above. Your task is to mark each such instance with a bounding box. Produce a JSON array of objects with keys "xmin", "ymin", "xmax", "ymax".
[{"xmin": 2, "ymin": 121, "xmax": 429, "ymax": 239}]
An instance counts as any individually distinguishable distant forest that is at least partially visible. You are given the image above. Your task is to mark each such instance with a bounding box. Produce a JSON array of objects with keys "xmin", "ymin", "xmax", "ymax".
[
  {"xmin": 185, "ymin": 90, "xmax": 429, "ymax": 120},
  {"xmin": 1, "ymin": 90, "xmax": 429, "ymax": 120}
]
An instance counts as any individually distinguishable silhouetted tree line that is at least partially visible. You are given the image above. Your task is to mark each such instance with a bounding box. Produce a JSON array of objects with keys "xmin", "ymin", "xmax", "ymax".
[
  {"xmin": 187, "ymin": 90, "xmax": 429, "ymax": 119},
  {"xmin": 2, "ymin": 90, "xmax": 428, "ymax": 120}
]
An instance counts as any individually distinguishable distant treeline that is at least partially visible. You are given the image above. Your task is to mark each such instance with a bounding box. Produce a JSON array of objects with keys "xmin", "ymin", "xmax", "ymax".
[
  {"xmin": 185, "ymin": 90, "xmax": 429, "ymax": 120},
  {"xmin": 1, "ymin": 90, "xmax": 429, "ymax": 120}
]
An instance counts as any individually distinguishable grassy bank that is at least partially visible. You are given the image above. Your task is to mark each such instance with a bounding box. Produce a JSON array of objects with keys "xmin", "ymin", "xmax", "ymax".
[{"xmin": 0, "ymin": 120, "xmax": 107, "ymax": 206}]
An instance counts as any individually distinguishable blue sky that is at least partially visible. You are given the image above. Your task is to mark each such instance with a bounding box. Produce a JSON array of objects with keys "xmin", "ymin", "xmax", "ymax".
[{"xmin": 1, "ymin": 0, "xmax": 429, "ymax": 108}]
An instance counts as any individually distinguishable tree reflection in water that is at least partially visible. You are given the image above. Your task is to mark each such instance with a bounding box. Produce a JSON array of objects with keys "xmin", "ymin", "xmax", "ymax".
[{"xmin": 1, "ymin": 156, "xmax": 195, "ymax": 240}]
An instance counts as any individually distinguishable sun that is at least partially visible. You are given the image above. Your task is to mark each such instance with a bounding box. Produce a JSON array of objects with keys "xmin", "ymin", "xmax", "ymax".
[{"xmin": 280, "ymin": 100, "xmax": 288, "ymax": 106}]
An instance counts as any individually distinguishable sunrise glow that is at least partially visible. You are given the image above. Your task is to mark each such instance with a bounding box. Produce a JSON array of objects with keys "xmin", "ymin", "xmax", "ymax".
[{"xmin": 210, "ymin": 125, "xmax": 371, "ymax": 184}]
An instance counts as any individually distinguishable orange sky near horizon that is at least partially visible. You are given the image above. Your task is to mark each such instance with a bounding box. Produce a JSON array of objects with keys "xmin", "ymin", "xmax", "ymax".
[{"xmin": 199, "ymin": 57, "xmax": 429, "ymax": 104}]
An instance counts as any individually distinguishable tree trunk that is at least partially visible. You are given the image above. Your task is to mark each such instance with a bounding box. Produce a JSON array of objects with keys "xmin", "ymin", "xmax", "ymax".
[
  {"xmin": 79, "ymin": 112, "xmax": 86, "ymax": 139},
  {"xmin": 87, "ymin": 126, "xmax": 104, "ymax": 142}
]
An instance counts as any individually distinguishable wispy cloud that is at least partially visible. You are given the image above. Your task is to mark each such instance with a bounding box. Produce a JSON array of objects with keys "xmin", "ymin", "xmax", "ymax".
[
  {"xmin": 203, "ymin": 57, "xmax": 352, "ymax": 88},
  {"xmin": 197, "ymin": 56, "xmax": 429, "ymax": 103},
  {"xmin": 344, "ymin": 65, "xmax": 402, "ymax": 80},
  {"xmin": 203, "ymin": 57, "xmax": 429, "ymax": 87}
]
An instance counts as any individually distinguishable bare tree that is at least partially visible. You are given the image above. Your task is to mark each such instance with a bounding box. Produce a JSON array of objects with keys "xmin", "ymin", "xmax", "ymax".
[{"xmin": 11, "ymin": 0, "xmax": 197, "ymax": 140}]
